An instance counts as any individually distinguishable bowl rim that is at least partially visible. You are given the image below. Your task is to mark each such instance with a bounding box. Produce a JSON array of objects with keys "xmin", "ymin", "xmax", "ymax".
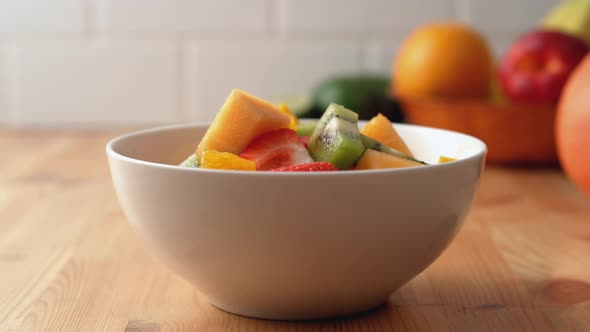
[{"xmin": 106, "ymin": 122, "xmax": 487, "ymax": 177}]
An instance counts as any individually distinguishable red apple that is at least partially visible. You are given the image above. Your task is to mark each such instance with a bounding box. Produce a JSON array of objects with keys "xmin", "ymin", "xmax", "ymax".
[{"xmin": 499, "ymin": 30, "xmax": 589, "ymax": 104}]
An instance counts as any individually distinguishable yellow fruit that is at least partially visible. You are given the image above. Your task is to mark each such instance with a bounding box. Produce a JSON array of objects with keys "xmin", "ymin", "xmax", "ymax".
[
  {"xmin": 542, "ymin": 0, "xmax": 590, "ymax": 46},
  {"xmin": 438, "ymin": 156, "xmax": 457, "ymax": 163},
  {"xmin": 201, "ymin": 150, "xmax": 256, "ymax": 171},
  {"xmin": 393, "ymin": 23, "xmax": 493, "ymax": 99},
  {"xmin": 196, "ymin": 89, "xmax": 291, "ymax": 159},
  {"xmin": 360, "ymin": 113, "xmax": 414, "ymax": 157},
  {"xmin": 355, "ymin": 149, "xmax": 422, "ymax": 170},
  {"xmin": 279, "ymin": 103, "xmax": 298, "ymax": 130}
]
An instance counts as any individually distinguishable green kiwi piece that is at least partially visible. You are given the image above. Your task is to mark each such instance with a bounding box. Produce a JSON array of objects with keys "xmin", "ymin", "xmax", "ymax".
[
  {"xmin": 313, "ymin": 103, "xmax": 359, "ymax": 135},
  {"xmin": 360, "ymin": 135, "xmax": 427, "ymax": 165},
  {"xmin": 308, "ymin": 117, "xmax": 366, "ymax": 170},
  {"xmin": 324, "ymin": 103, "xmax": 359, "ymax": 122}
]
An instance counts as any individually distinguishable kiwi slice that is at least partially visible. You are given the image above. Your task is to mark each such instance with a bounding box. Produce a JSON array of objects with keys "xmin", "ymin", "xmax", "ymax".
[
  {"xmin": 296, "ymin": 122, "xmax": 318, "ymax": 136},
  {"xmin": 313, "ymin": 103, "xmax": 359, "ymax": 135},
  {"xmin": 360, "ymin": 135, "xmax": 427, "ymax": 165},
  {"xmin": 179, "ymin": 154, "xmax": 199, "ymax": 168},
  {"xmin": 308, "ymin": 116, "xmax": 366, "ymax": 170},
  {"xmin": 308, "ymin": 103, "xmax": 357, "ymax": 141},
  {"xmin": 324, "ymin": 103, "xmax": 359, "ymax": 122}
]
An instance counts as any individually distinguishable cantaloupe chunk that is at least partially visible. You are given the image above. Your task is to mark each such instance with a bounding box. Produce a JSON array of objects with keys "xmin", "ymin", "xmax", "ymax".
[
  {"xmin": 355, "ymin": 149, "xmax": 422, "ymax": 170},
  {"xmin": 360, "ymin": 113, "xmax": 414, "ymax": 157},
  {"xmin": 196, "ymin": 89, "xmax": 291, "ymax": 158}
]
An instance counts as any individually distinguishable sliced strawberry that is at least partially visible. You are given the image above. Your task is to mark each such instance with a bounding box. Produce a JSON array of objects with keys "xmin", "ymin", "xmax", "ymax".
[
  {"xmin": 240, "ymin": 129, "xmax": 313, "ymax": 170},
  {"xmin": 271, "ymin": 162, "xmax": 338, "ymax": 172},
  {"xmin": 299, "ymin": 135, "xmax": 311, "ymax": 148}
]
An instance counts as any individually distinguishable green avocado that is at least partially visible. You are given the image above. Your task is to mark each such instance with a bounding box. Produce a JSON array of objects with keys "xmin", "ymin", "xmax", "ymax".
[{"xmin": 311, "ymin": 74, "xmax": 404, "ymax": 122}]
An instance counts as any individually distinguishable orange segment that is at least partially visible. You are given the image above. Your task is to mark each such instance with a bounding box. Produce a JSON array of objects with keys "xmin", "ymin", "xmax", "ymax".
[
  {"xmin": 355, "ymin": 149, "xmax": 421, "ymax": 170},
  {"xmin": 360, "ymin": 113, "xmax": 414, "ymax": 157},
  {"xmin": 279, "ymin": 103, "xmax": 298, "ymax": 130},
  {"xmin": 196, "ymin": 89, "xmax": 291, "ymax": 159},
  {"xmin": 438, "ymin": 155, "xmax": 457, "ymax": 163},
  {"xmin": 201, "ymin": 150, "xmax": 256, "ymax": 171}
]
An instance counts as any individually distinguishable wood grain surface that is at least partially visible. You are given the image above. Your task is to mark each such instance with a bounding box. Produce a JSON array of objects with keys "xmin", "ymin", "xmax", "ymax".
[{"xmin": 1, "ymin": 129, "xmax": 589, "ymax": 332}]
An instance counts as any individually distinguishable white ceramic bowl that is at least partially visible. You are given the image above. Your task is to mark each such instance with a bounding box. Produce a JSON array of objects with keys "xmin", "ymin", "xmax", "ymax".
[{"xmin": 106, "ymin": 122, "xmax": 486, "ymax": 320}]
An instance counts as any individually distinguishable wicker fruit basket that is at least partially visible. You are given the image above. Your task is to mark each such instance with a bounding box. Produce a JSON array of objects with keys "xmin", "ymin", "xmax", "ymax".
[{"xmin": 401, "ymin": 98, "xmax": 558, "ymax": 164}]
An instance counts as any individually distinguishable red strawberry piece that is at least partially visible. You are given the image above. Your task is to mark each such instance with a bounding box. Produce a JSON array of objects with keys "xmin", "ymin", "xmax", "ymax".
[
  {"xmin": 299, "ymin": 135, "xmax": 311, "ymax": 148},
  {"xmin": 240, "ymin": 129, "xmax": 313, "ymax": 170},
  {"xmin": 271, "ymin": 162, "xmax": 339, "ymax": 172}
]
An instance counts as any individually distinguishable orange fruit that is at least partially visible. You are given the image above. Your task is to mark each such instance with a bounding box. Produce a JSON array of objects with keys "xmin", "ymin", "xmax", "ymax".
[
  {"xmin": 393, "ymin": 23, "xmax": 493, "ymax": 100},
  {"xmin": 557, "ymin": 53, "xmax": 590, "ymax": 196}
]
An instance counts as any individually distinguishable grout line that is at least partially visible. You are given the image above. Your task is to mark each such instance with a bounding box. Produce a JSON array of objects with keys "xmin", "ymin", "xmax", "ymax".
[
  {"xmin": 177, "ymin": 42, "xmax": 189, "ymax": 122},
  {"xmin": 454, "ymin": 0, "xmax": 471, "ymax": 23},
  {"xmin": 269, "ymin": 0, "xmax": 285, "ymax": 41},
  {"xmin": 265, "ymin": 0, "xmax": 275, "ymax": 40},
  {"xmin": 84, "ymin": 0, "xmax": 97, "ymax": 37}
]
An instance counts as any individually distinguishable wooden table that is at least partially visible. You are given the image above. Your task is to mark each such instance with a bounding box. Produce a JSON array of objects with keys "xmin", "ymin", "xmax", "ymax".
[{"xmin": 1, "ymin": 129, "xmax": 589, "ymax": 332}]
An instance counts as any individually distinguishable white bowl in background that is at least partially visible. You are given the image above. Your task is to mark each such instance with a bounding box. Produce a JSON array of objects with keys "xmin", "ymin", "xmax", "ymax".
[{"xmin": 106, "ymin": 122, "xmax": 486, "ymax": 320}]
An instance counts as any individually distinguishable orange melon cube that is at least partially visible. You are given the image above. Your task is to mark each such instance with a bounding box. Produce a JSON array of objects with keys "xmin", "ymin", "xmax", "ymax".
[
  {"xmin": 196, "ymin": 89, "xmax": 291, "ymax": 158},
  {"xmin": 355, "ymin": 149, "xmax": 422, "ymax": 170},
  {"xmin": 360, "ymin": 113, "xmax": 414, "ymax": 157}
]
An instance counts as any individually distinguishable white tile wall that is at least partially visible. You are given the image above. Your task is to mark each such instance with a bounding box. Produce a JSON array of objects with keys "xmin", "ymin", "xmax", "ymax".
[
  {"xmin": 467, "ymin": 0, "xmax": 557, "ymax": 34},
  {"xmin": 279, "ymin": 0, "xmax": 455, "ymax": 34},
  {"xmin": 0, "ymin": 0, "xmax": 85, "ymax": 35},
  {"xmin": 0, "ymin": 0, "xmax": 560, "ymax": 126},
  {"xmin": 186, "ymin": 42, "xmax": 360, "ymax": 121},
  {"xmin": 7, "ymin": 42, "xmax": 179, "ymax": 126},
  {"xmin": 96, "ymin": 0, "xmax": 268, "ymax": 34},
  {"xmin": 362, "ymin": 36, "xmax": 408, "ymax": 74}
]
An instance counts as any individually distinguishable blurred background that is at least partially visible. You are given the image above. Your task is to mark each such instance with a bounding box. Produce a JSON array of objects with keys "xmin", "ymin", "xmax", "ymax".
[{"xmin": 0, "ymin": 0, "xmax": 557, "ymax": 127}]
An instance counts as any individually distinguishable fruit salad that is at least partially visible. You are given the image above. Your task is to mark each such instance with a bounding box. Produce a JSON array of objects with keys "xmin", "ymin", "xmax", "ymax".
[{"xmin": 180, "ymin": 89, "xmax": 453, "ymax": 172}]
